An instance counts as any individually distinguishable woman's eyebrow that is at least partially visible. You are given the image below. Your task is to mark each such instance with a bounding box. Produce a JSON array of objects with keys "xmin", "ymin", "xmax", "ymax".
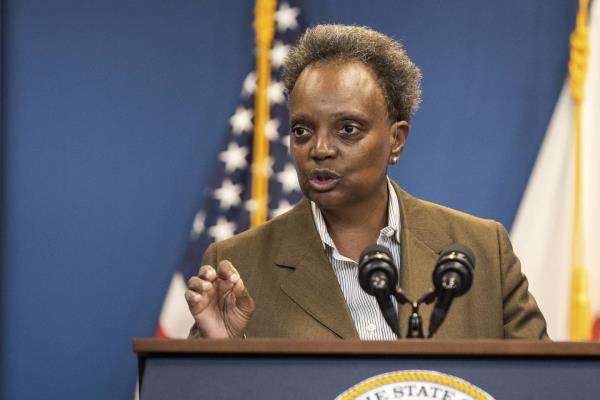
[
  {"xmin": 290, "ymin": 114, "xmax": 313, "ymax": 125},
  {"xmin": 329, "ymin": 111, "xmax": 369, "ymax": 122}
]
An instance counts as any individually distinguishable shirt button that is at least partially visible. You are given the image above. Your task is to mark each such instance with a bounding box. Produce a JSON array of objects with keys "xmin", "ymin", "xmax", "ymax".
[{"xmin": 366, "ymin": 323, "xmax": 376, "ymax": 332}]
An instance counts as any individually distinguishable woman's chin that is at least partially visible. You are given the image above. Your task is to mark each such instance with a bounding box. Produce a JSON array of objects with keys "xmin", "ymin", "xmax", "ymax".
[{"xmin": 308, "ymin": 190, "xmax": 345, "ymax": 211}]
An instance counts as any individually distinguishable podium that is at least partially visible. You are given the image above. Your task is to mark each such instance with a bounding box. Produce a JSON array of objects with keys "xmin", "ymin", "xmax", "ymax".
[{"xmin": 134, "ymin": 338, "xmax": 600, "ymax": 399}]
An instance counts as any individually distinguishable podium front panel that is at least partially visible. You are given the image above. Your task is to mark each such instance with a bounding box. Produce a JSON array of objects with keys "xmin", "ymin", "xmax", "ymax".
[
  {"xmin": 141, "ymin": 355, "xmax": 599, "ymax": 399},
  {"xmin": 135, "ymin": 339, "xmax": 600, "ymax": 400}
]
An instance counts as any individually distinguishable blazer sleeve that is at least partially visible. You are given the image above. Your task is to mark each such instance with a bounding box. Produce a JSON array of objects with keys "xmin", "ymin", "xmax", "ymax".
[
  {"xmin": 188, "ymin": 243, "xmax": 218, "ymax": 339},
  {"xmin": 497, "ymin": 222, "xmax": 549, "ymax": 339}
]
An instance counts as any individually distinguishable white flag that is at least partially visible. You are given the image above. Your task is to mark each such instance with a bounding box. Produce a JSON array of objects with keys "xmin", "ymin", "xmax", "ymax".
[{"xmin": 511, "ymin": 0, "xmax": 600, "ymax": 340}]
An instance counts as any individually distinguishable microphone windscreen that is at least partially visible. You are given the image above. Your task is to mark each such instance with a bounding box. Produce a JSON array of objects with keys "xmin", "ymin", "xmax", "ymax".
[
  {"xmin": 359, "ymin": 244, "xmax": 392, "ymax": 262},
  {"xmin": 439, "ymin": 244, "xmax": 475, "ymax": 269}
]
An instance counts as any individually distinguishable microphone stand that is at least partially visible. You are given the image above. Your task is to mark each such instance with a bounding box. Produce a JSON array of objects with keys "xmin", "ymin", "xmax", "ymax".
[{"xmin": 390, "ymin": 288, "xmax": 437, "ymax": 339}]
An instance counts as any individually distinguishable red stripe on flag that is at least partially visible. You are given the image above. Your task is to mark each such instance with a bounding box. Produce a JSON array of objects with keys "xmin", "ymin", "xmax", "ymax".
[
  {"xmin": 593, "ymin": 316, "xmax": 600, "ymax": 340},
  {"xmin": 155, "ymin": 324, "xmax": 168, "ymax": 339}
]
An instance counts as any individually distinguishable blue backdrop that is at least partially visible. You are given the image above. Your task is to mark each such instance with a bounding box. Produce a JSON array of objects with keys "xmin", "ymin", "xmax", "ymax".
[{"xmin": 1, "ymin": 1, "xmax": 576, "ymax": 399}]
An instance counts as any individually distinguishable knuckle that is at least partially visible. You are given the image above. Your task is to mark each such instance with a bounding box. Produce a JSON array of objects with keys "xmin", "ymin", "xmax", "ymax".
[
  {"xmin": 199, "ymin": 280, "xmax": 210, "ymax": 291},
  {"xmin": 187, "ymin": 277, "xmax": 200, "ymax": 289},
  {"xmin": 184, "ymin": 290, "xmax": 195, "ymax": 303},
  {"xmin": 199, "ymin": 265, "xmax": 215, "ymax": 278},
  {"xmin": 199, "ymin": 265, "xmax": 209, "ymax": 273}
]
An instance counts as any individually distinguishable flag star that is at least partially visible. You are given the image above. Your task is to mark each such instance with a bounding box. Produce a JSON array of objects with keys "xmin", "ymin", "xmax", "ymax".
[
  {"xmin": 265, "ymin": 118, "xmax": 281, "ymax": 141},
  {"xmin": 229, "ymin": 106, "xmax": 253, "ymax": 135},
  {"xmin": 268, "ymin": 81, "xmax": 286, "ymax": 105},
  {"xmin": 281, "ymin": 135, "xmax": 291, "ymax": 151},
  {"xmin": 242, "ymin": 71, "xmax": 257, "ymax": 97},
  {"xmin": 270, "ymin": 199, "xmax": 293, "ymax": 218},
  {"xmin": 275, "ymin": 2, "xmax": 300, "ymax": 32},
  {"xmin": 270, "ymin": 41, "xmax": 290, "ymax": 69},
  {"xmin": 276, "ymin": 163, "xmax": 300, "ymax": 193},
  {"xmin": 190, "ymin": 211, "xmax": 206, "ymax": 238},
  {"xmin": 208, "ymin": 217, "xmax": 237, "ymax": 242},
  {"xmin": 213, "ymin": 179, "xmax": 243, "ymax": 209},
  {"xmin": 219, "ymin": 142, "xmax": 249, "ymax": 172}
]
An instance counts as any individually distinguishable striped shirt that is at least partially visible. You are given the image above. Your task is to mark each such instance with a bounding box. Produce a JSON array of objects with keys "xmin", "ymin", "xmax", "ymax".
[{"xmin": 310, "ymin": 179, "xmax": 401, "ymax": 340}]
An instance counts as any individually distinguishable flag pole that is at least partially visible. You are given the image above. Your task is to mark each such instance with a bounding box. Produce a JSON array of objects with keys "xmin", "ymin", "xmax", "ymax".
[
  {"xmin": 251, "ymin": 0, "xmax": 277, "ymax": 227},
  {"xmin": 569, "ymin": 0, "xmax": 592, "ymax": 340}
]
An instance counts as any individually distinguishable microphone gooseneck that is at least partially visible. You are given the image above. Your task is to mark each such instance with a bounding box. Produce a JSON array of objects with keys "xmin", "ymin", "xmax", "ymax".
[{"xmin": 428, "ymin": 244, "xmax": 475, "ymax": 338}]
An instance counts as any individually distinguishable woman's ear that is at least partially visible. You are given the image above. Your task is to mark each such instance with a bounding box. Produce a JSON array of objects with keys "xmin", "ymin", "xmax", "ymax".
[{"xmin": 389, "ymin": 121, "xmax": 409, "ymax": 164}]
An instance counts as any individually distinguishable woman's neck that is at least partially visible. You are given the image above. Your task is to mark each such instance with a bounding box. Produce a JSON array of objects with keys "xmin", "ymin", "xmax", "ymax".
[{"xmin": 320, "ymin": 183, "xmax": 389, "ymax": 262}]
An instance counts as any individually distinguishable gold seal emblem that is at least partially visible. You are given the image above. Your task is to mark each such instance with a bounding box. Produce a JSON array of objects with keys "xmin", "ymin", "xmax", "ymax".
[{"xmin": 336, "ymin": 370, "xmax": 494, "ymax": 400}]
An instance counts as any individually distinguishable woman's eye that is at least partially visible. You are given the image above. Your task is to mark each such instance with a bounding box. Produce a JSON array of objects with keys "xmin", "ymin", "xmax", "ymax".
[
  {"xmin": 339, "ymin": 125, "xmax": 360, "ymax": 136},
  {"xmin": 292, "ymin": 126, "xmax": 310, "ymax": 137}
]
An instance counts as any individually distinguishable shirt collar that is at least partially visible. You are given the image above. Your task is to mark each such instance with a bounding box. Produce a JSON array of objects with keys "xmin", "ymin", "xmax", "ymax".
[{"xmin": 310, "ymin": 178, "xmax": 401, "ymax": 252}]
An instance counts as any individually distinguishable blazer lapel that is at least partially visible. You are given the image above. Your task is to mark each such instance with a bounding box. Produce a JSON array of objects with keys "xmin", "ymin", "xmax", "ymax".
[
  {"xmin": 395, "ymin": 184, "xmax": 453, "ymax": 335},
  {"xmin": 400, "ymin": 228, "xmax": 440, "ymax": 303},
  {"xmin": 274, "ymin": 199, "xmax": 358, "ymax": 339}
]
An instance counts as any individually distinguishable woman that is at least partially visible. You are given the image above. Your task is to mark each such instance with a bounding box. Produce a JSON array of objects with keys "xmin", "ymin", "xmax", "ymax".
[{"xmin": 185, "ymin": 24, "xmax": 547, "ymax": 340}]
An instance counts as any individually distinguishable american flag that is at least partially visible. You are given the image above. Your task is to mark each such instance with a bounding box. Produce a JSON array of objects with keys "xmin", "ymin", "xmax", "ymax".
[{"xmin": 157, "ymin": 0, "xmax": 305, "ymax": 338}]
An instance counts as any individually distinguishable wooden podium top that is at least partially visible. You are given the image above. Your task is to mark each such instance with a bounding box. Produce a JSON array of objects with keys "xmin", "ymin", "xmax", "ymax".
[{"xmin": 133, "ymin": 338, "xmax": 600, "ymax": 358}]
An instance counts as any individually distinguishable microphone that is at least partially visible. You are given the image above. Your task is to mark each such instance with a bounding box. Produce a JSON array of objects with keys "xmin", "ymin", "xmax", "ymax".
[
  {"xmin": 358, "ymin": 244, "xmax": 400, "ymax": 337},
  {"xmin": 428, "ymin": 244, "xmax": 475, "ymax": 338}
]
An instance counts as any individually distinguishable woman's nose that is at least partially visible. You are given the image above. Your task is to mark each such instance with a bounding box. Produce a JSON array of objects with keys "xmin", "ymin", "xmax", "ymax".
[{"xmin": 311, "ymin": 133, "xmax": 337, "ymax": 160}]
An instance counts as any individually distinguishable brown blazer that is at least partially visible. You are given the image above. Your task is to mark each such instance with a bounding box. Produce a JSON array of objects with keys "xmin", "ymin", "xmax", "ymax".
[{"xmin": 190, "ymin": 182, "xmax": 548, "ymax": 340}]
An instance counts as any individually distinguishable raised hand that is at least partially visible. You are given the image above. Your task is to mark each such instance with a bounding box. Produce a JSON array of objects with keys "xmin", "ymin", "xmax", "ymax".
[{"xmin": 185, "ymin": 260, "xmax": 255, "ymax": 338}]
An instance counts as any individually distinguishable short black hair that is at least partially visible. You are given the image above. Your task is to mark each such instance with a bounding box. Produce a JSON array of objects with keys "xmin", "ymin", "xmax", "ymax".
[{"xmin": 282, "ymin": 24, "xmax": 422, "ymax": 122}]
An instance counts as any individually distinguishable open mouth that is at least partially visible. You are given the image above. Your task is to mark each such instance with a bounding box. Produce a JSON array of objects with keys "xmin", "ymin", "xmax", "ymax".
[{"xmin": 308, "ymin": 170, "xmax": 341, "ymax": 192}]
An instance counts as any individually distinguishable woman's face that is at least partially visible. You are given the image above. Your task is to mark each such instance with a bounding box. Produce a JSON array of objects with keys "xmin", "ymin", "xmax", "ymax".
[{"xmin": 289, "ymin": 60, "xmax": 407, "ymax": 211}]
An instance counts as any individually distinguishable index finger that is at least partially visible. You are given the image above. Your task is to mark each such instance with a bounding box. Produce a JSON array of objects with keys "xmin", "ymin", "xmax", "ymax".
[{"xmin": 216, "ymin": 260, "xmax": 240, "ymax": 283}]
